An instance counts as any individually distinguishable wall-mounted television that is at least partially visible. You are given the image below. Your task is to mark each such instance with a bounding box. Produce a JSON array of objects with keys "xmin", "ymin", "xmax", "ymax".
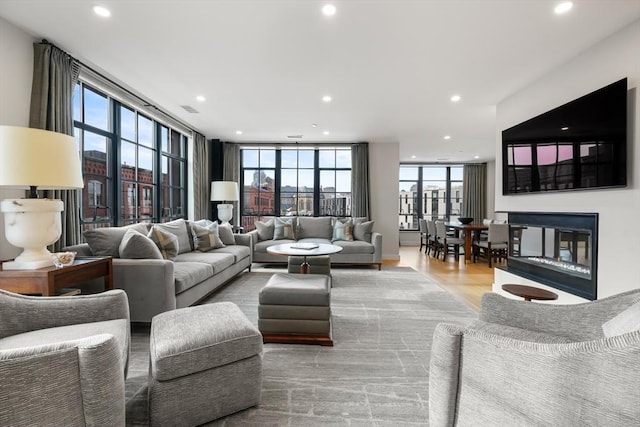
[{"xmin": 502, "ymin": 78, "xmax": 627, "ymax": 195}]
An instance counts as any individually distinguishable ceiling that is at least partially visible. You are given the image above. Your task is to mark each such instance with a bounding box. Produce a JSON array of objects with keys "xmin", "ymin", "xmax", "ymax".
[{"xmin": 1, "ymin": 1, "xmax": 639, "ymax": 163}]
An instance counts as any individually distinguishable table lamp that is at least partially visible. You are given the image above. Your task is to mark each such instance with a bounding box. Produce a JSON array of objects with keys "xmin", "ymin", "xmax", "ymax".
[
  {"xmin": 0, "ymin": 126, "xmax": 84, "ymax": 270},
  {"xmin": 210, "ymin": 181, "xmax": 239, "ymax": 224}
]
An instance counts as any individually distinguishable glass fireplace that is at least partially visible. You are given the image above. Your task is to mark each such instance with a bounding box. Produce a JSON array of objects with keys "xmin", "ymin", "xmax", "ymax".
[{"xmin": 505, "ymin": 212, "xmax": 598, "ymax": 300}]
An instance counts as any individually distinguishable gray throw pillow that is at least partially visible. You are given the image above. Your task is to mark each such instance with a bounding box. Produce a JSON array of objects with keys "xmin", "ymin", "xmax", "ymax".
[
  {"xmin": 353, "ymin": 221, "xmax": 374, "ymax": 242},
  {"xmin": 190, "ymin": 222, "xmax": 225, "ymax": 251},
  {"xmin": 255, "ymin": 218, "xmax": 275, "ymax": 241},
  {"xmin": 332, "ymin": 219, "xmax": 354, "ymax": 242},
  {"xmin": 218, "ymin": 223, "xmax": 236, "ymax": 245},
  {"xmin": 273, "ymin": 217, "xmax": 295, "ymax": 240},
  {"xmin": 148, "ymin": 226, "xmax": 179, "ymax": 260},
  {"xmin": 154, "ymin": 218, "xmax": 192, "ymax": 254},
  {"xmin": 119, "ymin": 229, "xmax": 163, "ymax": 259},
  {"xmin": 602, "ymin": 301, "xmax": 640, "ymax": 337},
  {"xmin": 84, "ymin": 223, "xmax": 149, "ymax": 257}
]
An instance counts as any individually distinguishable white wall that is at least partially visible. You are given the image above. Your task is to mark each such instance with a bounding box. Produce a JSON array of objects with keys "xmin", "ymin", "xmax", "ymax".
[
  {"xmin": 495, "ymin": 19, "xmax": 640, "ymax": 300},
  {"xmin": 0, "ymin": 17, "xmax": 35, "ymax": 261},
  {"xmin": 369, "ymin": 142, "xmax": 400, "ymax": 261}
]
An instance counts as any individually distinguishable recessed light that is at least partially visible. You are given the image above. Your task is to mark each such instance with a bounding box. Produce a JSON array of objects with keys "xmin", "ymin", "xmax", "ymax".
[
  {"xmin": 235, "ymin": 130, "xmax": 243, "ymax": 135},
  {"xmin": 450, "ymin": 94, "xmax": 461, "ymax": 102},
  {"xmin": 411, "ymin": 155, "xmax": 416, "ymax": 159},
  {"xmin": 561, "ymin": 126, "xmax": 569, "ymax": 131},
  {"xmin": 322, "ymin": 95, "xmax": 332, "ymax": 103},
  {"xmin": 322, "ymin": 4, "xmax": 337, "ymax": 16},
  {"xmin": 93, "ymin": 5, "xmax": 111, "ymax": 17},
  {"xmin": 311, "ymin": 124, "xmax": 318, "ymax": 128},
  {"xmin": 554, "ymin": 1, "xmax": 573, "ymax": 15},
  {"xmin": 323, "ymin": 131, "xmax": 330, "ymax": 135},
  {"xmin": 196, "ymin": 95, "xmax": 206, "ymax": 102},
  {"xmin": 444, "ymin": 135, "xmax": 451, "ymax": 140},
  {"xmin": 474, "ymin": 155, "xmax": 480, "ymax": 159}
]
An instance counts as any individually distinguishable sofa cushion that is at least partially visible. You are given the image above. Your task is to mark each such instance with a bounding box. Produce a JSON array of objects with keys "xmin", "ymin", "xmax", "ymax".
[
  {"xmin": 154, "ymin": 219, "xmax": 193, "ymax": 254},
  {"xmin": 332, "ymin": 219, "xmax": 354, "ymax": 242},
  {"xmin": 297, "ymin": 217, "xmax": 332, "ymax": 240},
  {"xmin": 209, "ymin": 245, "xmax": 251, "ymax": 263},
  {"xmin": 119, "ymin": 229, "xmax": 163, "ymax": 259},
  {"xmin": 353, "ymin": 221, "xmax": 374, "ymax": 242},
  {"xmin": 84, "ymin": 223, "xmax": 149, "ymax": 257},
  {"xmin": 190, "ymin": 222, "xmax": 225, "ymax": 251},
  {"xmin": 173, "ymin": 262, "xmax": 214, "ymax": 294},
  {"xmin": 255, "ymin": 218, "xmax": 275, "ymax": 241},
  {"xmin": 602, "ymin": 301, "xmax": 640, "ymax": 337},
  {"xmin": 148, "ymin": 226, "xmax": 179, "ymax": 260},
  {"xmin": 332, "ymin": 239, "xmax": 375, "ymax": 254},
  {"xmin": 218, "ymin": 223, "xmax": 236, "ymax": 245},
  {"xmin": 274, "ymin": 217, "xmax": 295, "ymax": 240},
  {"xmin": 175, "ymin": 252, "xmax": 235, "ymax": 274},
  {"xmin": 254, "ymin": 239, "xmax": 294, "ymax": 254}
]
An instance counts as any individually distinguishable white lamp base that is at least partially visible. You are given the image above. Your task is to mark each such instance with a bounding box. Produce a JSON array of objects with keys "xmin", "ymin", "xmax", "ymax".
[
  {"xmin": 1, "ymin": 198, "xmax": 63, "ymax": 270},
  {"xmin": 217, "ymin": 203, "xmax": 233, "ymax": 224}
]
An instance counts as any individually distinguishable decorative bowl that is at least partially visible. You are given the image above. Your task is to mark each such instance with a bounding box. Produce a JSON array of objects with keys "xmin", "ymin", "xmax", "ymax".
[
  {"xmin": 458, "ymin": 217, "xmax": 474, "ymax": 225},
  {"xmin": 52, "ymin": 251, "xmax": 76, "ymax": 267}
]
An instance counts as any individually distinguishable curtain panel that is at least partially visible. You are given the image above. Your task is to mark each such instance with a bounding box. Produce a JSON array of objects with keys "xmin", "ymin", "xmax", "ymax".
[
  {"xmin": 351, "ymin": 142, "xmax": 371, "ymax": 219},
  {"xmin": 462, "ymin": 163, "xmax": 487, "ymax": 222},
  {"xmin": 222, "ymin": 142, "xmax": 240, "ymax": 225},
  {"xmin": 29, "ymin": 41, "xmax": 81, "ymax": 251},
  {"xmin": 192, "ymin": 132, "xmax": 211, "ymax": 220}
]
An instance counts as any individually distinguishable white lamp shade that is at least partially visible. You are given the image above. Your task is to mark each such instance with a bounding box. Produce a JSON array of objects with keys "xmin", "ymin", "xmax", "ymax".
[
  {"xmin": 0, "ymin": 126, "xmax": 84, "ymax": 189},
  {"xmin": 210, "ymin": 181, "xmax": 239, "ymax": 202}
]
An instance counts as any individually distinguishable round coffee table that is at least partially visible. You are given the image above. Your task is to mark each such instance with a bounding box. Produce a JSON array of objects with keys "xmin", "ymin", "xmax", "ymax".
[
  {"xmin": 266, "ymin": 243, "xmax": 343, "ymax": 274},
  {"xmin": 502, "ymin": 284, "xmax": 558, "ymax": 302}
]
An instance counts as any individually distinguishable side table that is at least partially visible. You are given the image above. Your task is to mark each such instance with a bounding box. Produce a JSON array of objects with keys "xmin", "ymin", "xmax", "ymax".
[
  {"xmin": 502, "ymin": 284, "xmax": 558, "ymax": 302},
  {"xmin": 0, "ymin": 256, "xmax": 113, "ymax": 296}
]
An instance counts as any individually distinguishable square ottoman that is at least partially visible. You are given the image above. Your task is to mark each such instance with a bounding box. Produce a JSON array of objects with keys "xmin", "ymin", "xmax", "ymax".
[
  {"xmin": 149, "ymin": 302, "xmax": 263, "ymax": 426},
  {"xmin": 258, "ymin": 273, "xmax": 332, "ymax": 346},
  {"xmin": 287, "ymin": 254, "xmax": 332, "ymax": 275}
]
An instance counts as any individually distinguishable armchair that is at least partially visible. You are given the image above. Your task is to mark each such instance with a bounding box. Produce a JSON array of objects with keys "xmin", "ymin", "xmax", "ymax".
[
  {"xmin": 429, "ymin": 289, "xmax": 640, "ymax": 426},
  {"xmin": 0, "ymin": 289, "xmax": 131, "ymax": 426}
]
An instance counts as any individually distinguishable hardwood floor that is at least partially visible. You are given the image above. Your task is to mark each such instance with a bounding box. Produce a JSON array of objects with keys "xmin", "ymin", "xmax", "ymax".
[{"xmin": 382, "ymin": 245, "xmax": 497, "ymax": 312}]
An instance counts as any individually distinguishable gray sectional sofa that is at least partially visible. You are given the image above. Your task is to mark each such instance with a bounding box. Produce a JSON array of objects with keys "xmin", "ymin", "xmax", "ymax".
[
  {"xmin": 65, "ymin": 219, "xmax": 252, "ymax": 322},
  {"xmin": 247, "ymin": 216, "xmax": 382, "ymax": 270}
]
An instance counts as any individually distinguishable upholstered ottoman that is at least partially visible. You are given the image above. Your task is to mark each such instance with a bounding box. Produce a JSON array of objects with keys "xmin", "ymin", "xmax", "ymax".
[
  {"xmin": 258, "ymin": 273, "xmax": 332, "ymax": 346},
  {"xmin": 148, "ymin": 303, "xmax": 263, "ymax": 426},
  {"xmin": 287, "ymin": 254, "xmax": 331, "ymax": 275}
]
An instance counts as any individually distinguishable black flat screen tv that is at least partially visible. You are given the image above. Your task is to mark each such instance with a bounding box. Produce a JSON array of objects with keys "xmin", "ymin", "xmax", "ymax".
[{"xmin": 502, "ymin": 78, "xmax": 627, "ymax": 195}]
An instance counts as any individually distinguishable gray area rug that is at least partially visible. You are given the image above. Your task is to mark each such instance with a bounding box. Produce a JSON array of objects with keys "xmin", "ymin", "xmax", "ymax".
[{"xmin": 125, "ymin": 266, "xmax": 477, "ymax": 426}]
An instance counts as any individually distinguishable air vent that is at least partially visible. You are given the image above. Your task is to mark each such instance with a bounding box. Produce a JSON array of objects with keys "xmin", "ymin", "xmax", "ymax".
[
  {"xmin": 180, "ymin": 105, "xmax": 199, "ymax": 114},
  {"xmin": 287, "ymin": 135, "xmax": 303, "ymax": 139}
]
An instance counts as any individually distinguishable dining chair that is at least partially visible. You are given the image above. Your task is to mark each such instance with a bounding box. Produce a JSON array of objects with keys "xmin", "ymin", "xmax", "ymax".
[
  {"xmin": 472, "ymin": 223, "xmax": 509, "ymax": 267},
  {"xmin": 418, "ymin": 219, "xmax": 428, "ymax": 253},
  {"xmin": 436, "ymin": 221, "xmax": 464, "ymax": 261},
  {"xmin": 426, "ymin": 220, "xmax": 437, "ymax": 256}
]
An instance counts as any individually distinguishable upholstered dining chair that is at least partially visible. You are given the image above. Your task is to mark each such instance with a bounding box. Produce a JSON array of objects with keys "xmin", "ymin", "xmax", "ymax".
[
  {"xmin": 436, "ymin": 221, "xmax": 464, "ymax": 261},
  {"xmin": 426, "ymin": 220, "xmax": 437, "ymax": 256},
  {"xmin": 418, "ymin": 219, "xmax": 428, "ymax": 253},
  {"xmin": 472, "ymin": 223, "xmax": 509, "ymax": 267},
  {"xmin": 0, "ymin": 289, "xmax": 131, "ymax": 426}
]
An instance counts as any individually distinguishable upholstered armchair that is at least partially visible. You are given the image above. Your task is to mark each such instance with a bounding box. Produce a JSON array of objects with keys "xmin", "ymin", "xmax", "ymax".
[
  {"xmin": 429, "ymin": 289, "xmax": 640, "ymax": 426},
  {"xmin": 0, "ymin": 289, "xmax": 131, "ymax": 426}
]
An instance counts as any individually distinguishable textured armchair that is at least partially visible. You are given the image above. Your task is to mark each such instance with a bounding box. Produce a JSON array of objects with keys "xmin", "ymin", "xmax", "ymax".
[
  {"xmin": 0, "ymin": 289, "xmax": 131, "ymax": 426},
  {"xmin": 429, "ymin": 289, "xmax": 640, "ymax": 426}
]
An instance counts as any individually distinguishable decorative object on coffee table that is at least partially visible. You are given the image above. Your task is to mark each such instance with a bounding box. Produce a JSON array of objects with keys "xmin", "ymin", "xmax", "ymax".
[
  {"xmin": 210, "ymin": 181, "xmax": 239, "ymax": 224},
  {"xmin": 0, "ymin": 126, "xmax": 84, "ymax": 270}
]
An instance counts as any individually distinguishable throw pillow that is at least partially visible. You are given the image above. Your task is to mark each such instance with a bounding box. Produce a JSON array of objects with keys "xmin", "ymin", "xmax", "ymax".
[
  {"xmin": 602, "ymin": 301, "xmax": 640, "ymax": 337},
  {"xmin": 332, "ymin": 219, "xmax": 354, "ymax": 242},
  {"xmin": 218, "ymin": 223, "xmax": 236, "ymax": 245},
  {"xmin": 154, "ymin": 218, "xmax": 193, "ymax": 254},
  {"xmin": 255, "ymin": 218, "xmax": 275, "ymax": 241},
  {"xmin": 148, "ymin": 226, "xmax": 179, "ymax": 260},
  {"xmin": 273, "ymin": 217, "xmax": 295, "ymax": 240},
  {"xmin": 353, "ymin": 221, "xmax": 375, "ymax": 242},
  {"xmin": 297, "ymin": 217, "xmax": 332, "ymax": 239},
  {"xmin": 119, "ymin": 229, "xmax": 163, "ymax": 259},
  {"xmin": 190, "ymin": 222, "xmax": 225, "ymax": 251},
  {"xmin": 83, "ymin": 223, "xmax": 149, "ymax": 257}
]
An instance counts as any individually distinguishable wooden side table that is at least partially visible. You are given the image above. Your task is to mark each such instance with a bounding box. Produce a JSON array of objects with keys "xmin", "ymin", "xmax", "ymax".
[
  {"xmin": 502, "ymin": 284, "xmax": 558, "ymax": 302},
  {"xmin": 0, "ymin": 257, "xmax": 113, "ymax": 296}
]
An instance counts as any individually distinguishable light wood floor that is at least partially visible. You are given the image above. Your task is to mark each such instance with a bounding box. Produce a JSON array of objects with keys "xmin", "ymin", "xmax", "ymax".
[{"xmin": 382, "ymin": 246, "xmax": 496, "ymax": 312}]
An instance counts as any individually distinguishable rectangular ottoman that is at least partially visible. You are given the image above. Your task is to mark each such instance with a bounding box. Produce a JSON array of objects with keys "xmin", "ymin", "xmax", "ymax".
[
  {"xmin": 258, "ymin": 273, "xmax": 332, "ymax": 346},
  {"xmin": 149, "ymin": 302, "xmax": 263, "ymax": 426}
]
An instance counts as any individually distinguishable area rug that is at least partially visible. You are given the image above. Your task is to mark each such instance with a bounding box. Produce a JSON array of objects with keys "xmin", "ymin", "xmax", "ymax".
[{"xmin": 125, "ymin": 266, "xmax": 477, "ymax": 426}]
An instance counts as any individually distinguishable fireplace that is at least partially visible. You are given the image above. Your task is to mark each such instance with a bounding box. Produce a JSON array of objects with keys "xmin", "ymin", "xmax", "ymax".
[{"xmin": 504, "ymin": 212, "xmax": 598, "ymax": 300}]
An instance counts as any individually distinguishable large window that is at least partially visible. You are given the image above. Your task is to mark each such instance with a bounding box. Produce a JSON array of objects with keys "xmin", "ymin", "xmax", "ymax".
[
  {"xmin": 73, "ymin": 82, "xmax": 188, "ymax": 230},
  {"xmin": 241, "ymin": 146, "xmax": 352, "ymax": 231},
  {"xmin": 399, "ymin": 165, "xmax": 464, "ymax": 230}
]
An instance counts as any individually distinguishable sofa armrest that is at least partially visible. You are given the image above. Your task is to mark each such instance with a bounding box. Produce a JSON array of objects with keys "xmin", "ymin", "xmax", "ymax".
[
  {"xmin": 0, "ymin": 289, "xmax": 129, "ymax": 339},
  {"xmin": 63, "ymin": 243, "xmax": 93, "ymax": 257},
  {"xmin": 246, "ymin": 230, "xmax": 260, "ymax": 249},
  {"xmin": 429, "ymin": 323, "xmax": 464, "ymax": 427},
  {"xmin": 234, "ymin": 233, "xmax": 252, "ymax": 247},
  {"xmin": 371, "ymin": 232, "xmax": 382, "ymax": 263}
]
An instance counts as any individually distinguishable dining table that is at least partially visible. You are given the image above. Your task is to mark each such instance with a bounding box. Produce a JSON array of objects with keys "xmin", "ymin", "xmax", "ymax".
[{"xmin": 444, "ymin": 222, "xmax": 489, "ymax": 261}]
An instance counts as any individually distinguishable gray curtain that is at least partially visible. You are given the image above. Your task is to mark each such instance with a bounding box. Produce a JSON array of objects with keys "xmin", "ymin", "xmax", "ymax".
[
  {"xmin": 222, "ymin": 142, "xmax": 240, "ymax": 225},
  {"xmin": 192, "ymin": 132, "xmax": 211, "ymax": 220},
  {"xmin": 351, "ymin": 142, "xmax": 371, "ymax": 219},
  {"xmin": 29, "ymin": 41, "xmax": 81, "ymax": 251},
  {"xmin": 462, "ymin": 163, "xmax": 487, "ymax": 222}
]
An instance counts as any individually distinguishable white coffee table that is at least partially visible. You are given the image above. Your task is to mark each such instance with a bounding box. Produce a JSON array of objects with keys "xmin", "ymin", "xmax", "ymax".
[{"xmin": 266, "ymin": 243, "xmax": 343, "ymax": 274}]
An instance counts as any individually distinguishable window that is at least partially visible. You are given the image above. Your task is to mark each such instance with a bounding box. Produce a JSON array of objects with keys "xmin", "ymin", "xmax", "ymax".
[
  {"xmin": 399, "ymin": 165, "xmax": 465, "ymax": 230},
  {"xmin": 241, "ymin": 146, "xmax": 352, "ymax": 231},
  {"xmin": 73, "ymin": 82, "xmax": 188, "ymax": 230}
]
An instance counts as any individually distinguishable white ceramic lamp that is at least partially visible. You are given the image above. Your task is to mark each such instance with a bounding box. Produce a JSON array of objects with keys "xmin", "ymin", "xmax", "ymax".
[
  {"xmin": 0, "ymin": 126, "xmax": 84, "ymax": 270},
  {"xmin": 210, "ymin": 181, "xmax": 239, "ymax": 225}
]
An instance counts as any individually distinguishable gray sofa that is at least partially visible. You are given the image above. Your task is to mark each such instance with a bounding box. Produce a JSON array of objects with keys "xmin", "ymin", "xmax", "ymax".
[
  {"xmin": 247, "ymin": 216, "xmax": 382, "ymax": 270},
  {"xmin": 66, "ymin": 219, "xmax": 252, "ymax": 322},
  {"xmin": 429, "ymin": 289, "xmax": 640, "ymax": 426}
]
